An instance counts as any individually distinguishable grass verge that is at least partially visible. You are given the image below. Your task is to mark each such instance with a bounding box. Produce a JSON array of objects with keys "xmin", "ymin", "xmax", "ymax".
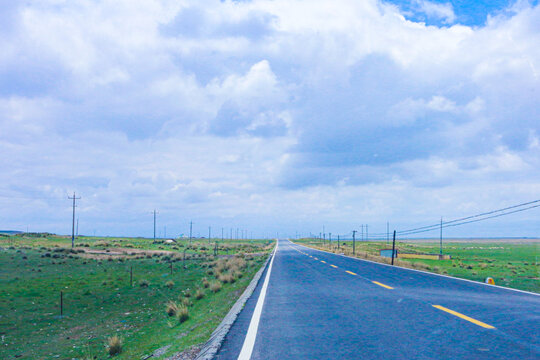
[
  {"xmin": 294, "ymin": 238, "xmax": 539, "ymax": 293},
  {"xmin": 0, "ymin": 235, "xmax": 272, "ymax": 359}
]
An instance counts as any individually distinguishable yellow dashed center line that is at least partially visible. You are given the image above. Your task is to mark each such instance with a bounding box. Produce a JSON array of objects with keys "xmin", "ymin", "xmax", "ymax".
[
  {"xmin": 432, "ymin": 305, "xmax": 495, "ymax": 329},
  {"xmin": 314, "ymin": 257, "xmax": 319, "ymax": 260},
  {"xmin": 330, "ymin": 265, "xmax": 338, "ymax": 268},
  {"xmin": 320, "ymin": 260, "xmax": 326, "ymax": 264},
  {"xmin": 372, "ymin": 281, "xmax": 394, "ymax": 289},
  {"xmin": 345, "ymin": 271, "xmax": 357, "ymax": 276}
]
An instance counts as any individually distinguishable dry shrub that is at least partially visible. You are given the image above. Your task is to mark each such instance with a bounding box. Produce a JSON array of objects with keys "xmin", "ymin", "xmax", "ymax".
[
  {"xmin": 139, "ymin": 279, "xmax": 149, "ymax": 287},
  {"xmin": 218, "ymin": 273, "xmax": 234, "ymax": 284},
  {"xmin": 176, "ymin": 306, "xmax": 189, "ymax": 323},
  {"xmin": 228, "ymin": 257, "xmax": 247, "ymax": 271},
  {"xmin": 202, "ymin": 277, "xmax": 210, "ymax": 288},
  {"xmin": 195, "ymin": 288, "xmax": 205, "ymax": 300},
  {"xmin": 180, "ymin": 297, "xmax": 192, "ymax": 307},
  {"xmin": 107, "ymin": 335, "xmax": 122, "ymax": 356},
  {"xmin": 210, "ymin": 281, "xmax": 222, "ymax": 293},
  {"xmin": 166, "ymin": 301, "xmax": 178, "ymax": 316},
  {"xmin": 214, "ymin": 259, "xmax": 227, "ymax": 274},
  {"xmin": 165, "ymin": 280, "xmax": 174, "ymax": 289}
]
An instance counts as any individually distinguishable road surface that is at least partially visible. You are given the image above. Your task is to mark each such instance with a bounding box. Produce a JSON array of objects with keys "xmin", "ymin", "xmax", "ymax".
[{"xmin": 215, "ymin": 239, "xmax": 540, "ymax": 359}]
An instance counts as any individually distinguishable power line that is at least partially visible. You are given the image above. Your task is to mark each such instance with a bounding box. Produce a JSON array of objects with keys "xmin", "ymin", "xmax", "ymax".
[
  {"xmin": 398, "ymin": 203, "xmax": 540, "ymax": 236},
  {"xmin": 397, "ymin": 199, "xmax": 540, "ymax": 236}
]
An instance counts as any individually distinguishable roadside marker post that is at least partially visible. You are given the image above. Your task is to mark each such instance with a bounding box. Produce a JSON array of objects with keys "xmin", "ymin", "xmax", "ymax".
[{"xmin": 391, "ymin": 230, "xmax": 396, "ymax": 265}]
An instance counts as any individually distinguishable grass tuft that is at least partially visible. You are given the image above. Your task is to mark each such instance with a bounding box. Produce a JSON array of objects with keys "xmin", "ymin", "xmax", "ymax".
[
  {"xmin": 195, "ymin": 288, "xmax": 205, "ymax": 300},
  {"xmin": 166, "ymin": 301, "xmax": 178, "ymax": 317},
  {"xmin": 107, "ymin": 335, "xmax": 122, "ymax": 356},
  {"xmin": 180, "ymin": 297, "xmax": 192, "ymax": 307},
  {"xmin": 210, "ymin": 281, "xmax": 222, "ymax": 293},
  {"xmin": 176, "ymin": 305, "xmax": 189, "ymax": 323}
]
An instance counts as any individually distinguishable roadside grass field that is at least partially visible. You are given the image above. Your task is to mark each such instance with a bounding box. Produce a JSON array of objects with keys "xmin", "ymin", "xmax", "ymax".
[
  {"xmin": 0, "ymin": 234, "xmax": 273, "ymax": 359},
  {"xmin": 295, "ymin": 239, "xmax": 539, "ymax": 293},
  {"xmin": 0, "ymin": 233, "xmax": 267, "ymax": 257}
]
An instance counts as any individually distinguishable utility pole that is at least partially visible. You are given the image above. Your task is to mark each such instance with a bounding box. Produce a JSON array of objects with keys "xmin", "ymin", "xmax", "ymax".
[
  {"xmin": 76, "ymin": 218, "xmax": 79, "ymax": 238},
  {"xmin": 329, "ymin": 233, "xmax": 332, "ymax": 248},
  {"xmin": 68, "ymin": 192, "xmax": 81, "ymax": 248},
  {"xmin": 189, "ymin": 221, "xmax": 193, "ymax": 245},
  {"xmin": 337, "ymin": 235, "xmax": 340, "ymax": 250},
  {"xmin": 221, "ymin": 227, "xmax": 224, "ymax": 242},
  {"xmin": 391, "ymin": 230, "xmax": 396, "ymax": 265},
  {"xmin": 440, "ymin": 217, "xmax": 443, "ymax": 256},
  {"xmin": 352, "ymin": 230, "xmax": 357, "ymax": 255},
  {"xmin": 153, "ymin": 210, "xmax": 158, "ymax": 241},
  {"xmin": 366, "ymin": 225, "xmax": 368, "ymax": 241},
  {"xmin": 361, "ymin": 224, "xmax": 364, "ymax": 242}
]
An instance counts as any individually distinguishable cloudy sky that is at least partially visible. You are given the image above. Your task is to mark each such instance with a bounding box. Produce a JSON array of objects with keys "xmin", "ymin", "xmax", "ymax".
[{"xmin": 1, "ymin": 0, "xmax": 539, "ymax": 238}]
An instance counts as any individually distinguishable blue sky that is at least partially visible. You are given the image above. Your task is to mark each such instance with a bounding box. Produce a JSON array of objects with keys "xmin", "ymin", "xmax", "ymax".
[
  {"xmin": 386, "ymin": 0, "xmax": 538, "ymax": 25},
  {"xmin": 0, "ymin": 0, "xmax": 539, "ymax": 238}
]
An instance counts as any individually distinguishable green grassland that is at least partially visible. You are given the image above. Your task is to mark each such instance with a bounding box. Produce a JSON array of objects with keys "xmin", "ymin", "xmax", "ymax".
[
  {"xmin": 0, "ymin": 233, "xmax": 273, "ymax": 359},
  {"xmin": 295, "ymin": 238, "xmax": 539, "ymax": 293}
]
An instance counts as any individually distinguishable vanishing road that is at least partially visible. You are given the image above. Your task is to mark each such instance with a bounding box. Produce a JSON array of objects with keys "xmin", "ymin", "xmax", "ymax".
[{"xmin": 215, "ymin": 239, "xmax": 540, "ymax": 359}]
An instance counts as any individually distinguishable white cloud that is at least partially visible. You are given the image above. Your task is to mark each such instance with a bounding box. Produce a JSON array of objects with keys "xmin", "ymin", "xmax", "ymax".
[
  {"xmin": 0, "ymin": 0, "xmax": 539, "ymax": 237},
  {"xmin": 415, "ymin": 0, "xmax": 456, "ymax": 24}
]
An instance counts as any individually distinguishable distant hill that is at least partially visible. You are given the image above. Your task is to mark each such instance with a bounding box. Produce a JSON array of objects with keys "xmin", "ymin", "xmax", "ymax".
[{"xmin": 0, "ymin": 230, "xmax": 23, "ymax": 235}]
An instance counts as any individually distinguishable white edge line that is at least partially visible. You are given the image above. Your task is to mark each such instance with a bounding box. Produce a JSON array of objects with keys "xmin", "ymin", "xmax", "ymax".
[
  {"xmin": 290, "ymin": 240, "xmax": 540, "ymax": 297},
  {"xmin": 237, "ymin": 241, "xmax": 278, "ymax": 360}
]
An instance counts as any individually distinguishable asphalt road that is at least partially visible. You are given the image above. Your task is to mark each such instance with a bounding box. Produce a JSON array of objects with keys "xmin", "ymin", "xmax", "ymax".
[{"xmin": 215, "ymin": 239, "xmax": 540, "ymax": 359}]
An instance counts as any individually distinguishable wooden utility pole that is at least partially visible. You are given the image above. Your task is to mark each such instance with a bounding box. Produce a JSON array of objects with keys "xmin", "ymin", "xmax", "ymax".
[{"xmin": 68, "ymin": 192, "xmax": 80, "ymax": 248}]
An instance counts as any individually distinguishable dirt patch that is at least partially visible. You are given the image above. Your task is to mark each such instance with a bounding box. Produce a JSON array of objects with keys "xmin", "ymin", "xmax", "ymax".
[{"xmin": 74, "ymin": 247, "xmax": 176, "ymax": 260}]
